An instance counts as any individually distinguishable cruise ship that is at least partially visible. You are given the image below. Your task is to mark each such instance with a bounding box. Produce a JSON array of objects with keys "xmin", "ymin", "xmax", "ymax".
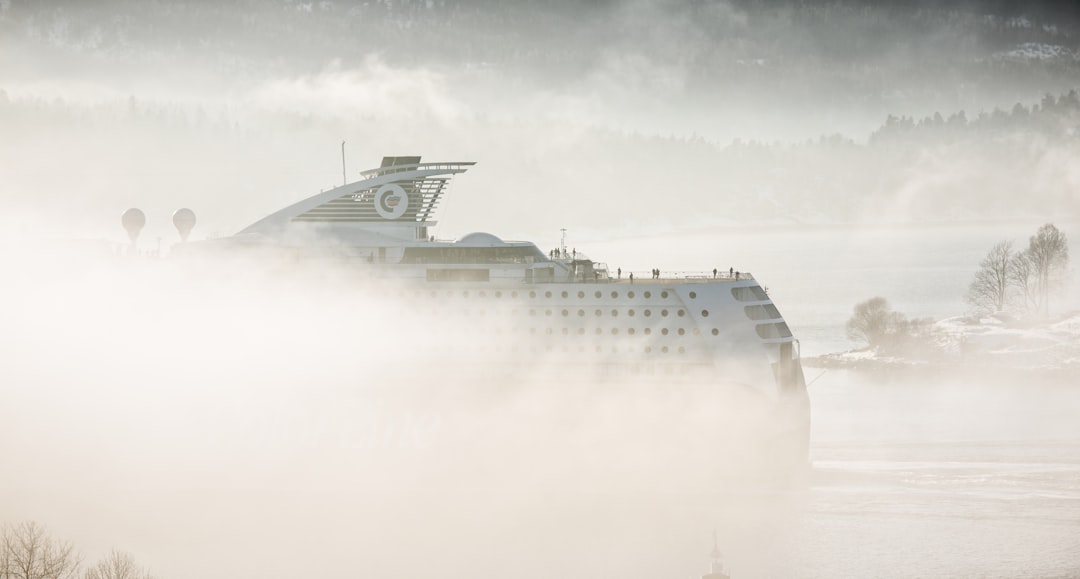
[{"xmin": 188, "ymin": 156, "xmax": 810, "ymax": 473}]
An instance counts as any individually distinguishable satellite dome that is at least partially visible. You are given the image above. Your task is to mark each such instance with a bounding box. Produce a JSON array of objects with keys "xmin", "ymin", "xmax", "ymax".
[{"xmin": 456, "ymin": 232, "xmax": 505, "ymax": 246}]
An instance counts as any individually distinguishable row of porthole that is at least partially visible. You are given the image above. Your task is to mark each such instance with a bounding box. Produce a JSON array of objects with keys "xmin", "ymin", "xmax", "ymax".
[
  {"xmin": 450, "ymin": 344, "xmax": 690, "ymax": 354},
  {"xmin": 474, "ymin": 326, "xmax": 722, "ymax": 337},
  {"xmin": 401, "ymin": 289, "xmax": 705, "ymax": 301},
  {"xmin": 529, "ymin": 308, "xmax": 703, "ymax": 318}
]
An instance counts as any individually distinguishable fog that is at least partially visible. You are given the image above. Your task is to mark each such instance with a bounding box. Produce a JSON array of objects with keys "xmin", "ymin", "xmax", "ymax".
[{"xmin": 2, "ymin": 1, "xmax": 1080, "ymax": 578}]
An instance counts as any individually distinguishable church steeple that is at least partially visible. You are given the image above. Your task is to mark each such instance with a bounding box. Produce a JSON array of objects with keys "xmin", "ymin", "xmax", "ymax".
[{"xmin": 701, "ymin": 531, "xmax": 730, "ymax": 579}]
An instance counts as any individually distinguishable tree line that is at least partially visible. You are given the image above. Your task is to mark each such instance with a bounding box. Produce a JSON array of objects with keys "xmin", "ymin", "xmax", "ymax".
[
  {"xmin": 966, "ymin": 223, "xmax": 1070, "ymax": 317},
  {"xmin": 1, "ymin": 521, "xmax": 154, "ymax": 579}
]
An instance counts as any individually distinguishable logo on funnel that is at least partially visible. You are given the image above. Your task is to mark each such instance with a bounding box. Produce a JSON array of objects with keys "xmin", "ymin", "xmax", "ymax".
[{"xmin": 374, "ymin": 183, "xmax": 409, "ymax": 220}]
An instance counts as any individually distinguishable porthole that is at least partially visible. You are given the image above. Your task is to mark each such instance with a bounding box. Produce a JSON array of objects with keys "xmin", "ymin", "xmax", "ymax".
[
  {"xmin": 689, "ymin": 291, "xmax": 697, "ymax": 299},
  {"xmin": 494, "ymin": 291, "xmax": 502, "ymax": 298},
  {"xmin": 596, "ymin": 345, "xmax": 603, "ymax": 353},
  {"xmin": 628, "ymin": 291, "xmax": 635, "ymax": 298},
  {"xmin": 545, "ymin": 291, "xmax": 552, "ymax": 298},
  {"xmin": 661, "ymin": 346, "xmax": 669, "ymax": 353},
  {"xmin": 463, "ymin": 291, "xmax": 470, "ymax": 298},
  {"xmin": 702, "ymin": 310, "xmax": 710, "ymax": 317},
  {"xmin": 578, "ymin": 328, "xmax": 585, "ymax": 335},
  {"xmin": 677, "ymin": 309, "xmax": 685, "ymax": 317},
  {"xmin": 529, "ymin": 291, "xmax": 536, "ymax": 299},
  {"xmin": 661, "ymin": 291, "xmax": 669, "ymax": 299},
  {"xmin": 529, "ymin": 309, "xmax": 536, "ymax": 316},
  {"xmin": 530, "ymin": 328, "xmax": 536, "ymax": 334},
  {"xmin": 562, "ymin": 328, "xmax": 569, "ymax": 335},
  {"xmin": 578, "ymin": 309, "xmax": 585, "ymax": 317},
  {"xmin": 430, "ymin": 291, "xmax": 438, "ymax": 298},
  {"xmin": 693, "ymin": 328, "xmax": 701, "ymax": 335},
  {"xmin": 545, "ymin": 310, "xmax": 552, "ymax": 316},
  {"xmin": 611, "ymin": 310, "xmax": 618, "ymax": 317},
  {"xmin": 644, "ymin": 328, "xmax": 652, "ymax": 335},
  {"xmin": 545, "ymin": 328, "xmax": 553, "ymax": 334},
  {"xmin": 595, "ymin": 328, "xmax": 602, "ymax": 335},
  {"xmin": 479, "ymin": 291, "xmax": 487, "ymax": 298},
  {"xmin": 661, "ymin": 309, "xmax": 669, "ymax": 317},
  {"xmin": 446, "ymin": 290, "xmax": 454, "ymax": 297},
  {"xmin": 595, "ymin": 291, "xmax": 602, "ymax": 298},
  {"xmin": 578, "ymin": 291, "xmax": 585, "ymax": 298},
  {"xmin": 561, "ymin": 309, "xmax": 569, "ymax": 317},
  {"xmin": 628, "ymin": 328, "xmax": 636, "ymax": 335},
  {"xmin": 678, "ymin": 346, "xmax": 685, "ymax": 354},
  {"xmin": 611, "ymin": 291, "xmax": 619, "ymax": 299},
  {"xmin": 644, "ymin": 291, "xmax": 652, "ymax": 298},
  {"xmin": 595, "ymin": 309, "xmax": 602, "ymax": 317},
  {"xmin": 678, "ymin": 328, "xmax": 685, "ymax": 335},
  {"xmin": 662, "ymin": 328, "xmax": 669, "ymax": 335},
  {"xmin": 644, "ymin": 310, "xmax": 652, "ymax": 317},
  {"xmin": 561, "ymin": 291, "xmax": 568, "ymax": 298},
  {"xmin": 512, "ymin": 291, "xmax": 519, "ymax": 298},
  {"xmin": 611, "ymin": 328, "xmax": 619, "ymax": 335},
  {"xmin": 711, "ymin": 328, "xmax": 719, "ymax": 336},
  {"xmin": 645, "ymin": 346, "xmax": 653, "ymax": 353},
  {"xmin": 628, "ymin": 309, "xmax": 636, "ymax": 317}
]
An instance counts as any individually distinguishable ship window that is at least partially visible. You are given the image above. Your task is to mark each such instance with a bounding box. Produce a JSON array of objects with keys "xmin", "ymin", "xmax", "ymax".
[
  {"xmin": 463, "ymin": 291, "xmax": 470, "ymax": 298},
  {"xmin": 628, "ymin": 309, "xmax": 635, "ymax": 317},
  {"xmin": 562, "ymin": 328, "xmax": 569, "ymax": 335},
  {"xmin": 662, "ymin": 328, "xmax": 669, "ymax": 335},
  {"xmin": 546, "ymin": 328, "xmax": 553, "ymax": 334},
  {"xmin": 545, "ymin": 310, "xmax": 552, "ymax": 316},
  {"xmin": 494, "ymin": 291, "xmax": 502, "ymax": 298},
  {"xmin": 677, "ymin": 309, "xmax": 685, "ymax": 317},
  {"xmin": 693, "ymin": 328, "xmax": 701, "ymax": 335},
  {"xmin": 512, "ymin": 291, "xmax": 519, "ymax": 298},
  {"xmin": 756, "ymin": 322, "xmax": 793, "ymax": 339},
  {"xmin": 662, "ymin": 346, "xmax": 669, "ymax": 353},
  {"xmin": 744, "ymin": 304, "xmax": 781, "ymax": 320},
  {"xmin": 480, "ymin": 291, "xmax": 487, "ymax": 298},
  {"xmin": 578, "ymin": 309, "xmax": 585, "ymax": 317},
  {"xmin": 595, "ymin": 291, "xmax": 602, "ymax": 298},
  {"xmin": 645, "ymin": 347, "xmax": 653, "ymax": 353},
  {"xmin": 661, "ymin": 291, "xmax": 669, "ymax": 298},
  {"xmin": 628, "ymin": 328, "xmax": 636, "ymax": 335},
  {"xmin": 611, "ymin": 310, "xmax": 618, "ymax": 317},
  {"xmin": 628, "ymin": 291, "xmax": 635, "ymax": 299},
  {"xmin": 702, "ymin": 310, "xmax": 710, "ymax": 317},
  {"xmin": 711, "ymin": 328, "xmax": 719, "ymax": 336},
  {"xmin": 545, "ymin": 291, "xmax": 552, "ymax": 298},
  {"xmin": 661, "ymin": 309, "xmax": 669, "ymax": 317},
  {"xmin": 611, "ymin": 328, "xmax": 619, "ymax": 335},
  {"xmin": 578, "ymin": 328, "xmax": 585, "ymax": 334},
  {"xmin": 578, "ymin": 291, "xmax": 585, "ymax": 298},
  {"xmin": 644, "ymin": 310, "xmax": 652, "ymax": 317},
  {"xmin": 562, "ymin": 291, "xmax": 568, "ymax": 298},
  {"xmin": 678, "ymin": 346, "xmax": 685, "ymax": 354},
  {"xmin": 529, "ymin": 291, "xmax": 536, "ymax": 298},
  {"xmin": 644, "ymin": 291, "xmax": 652, "ymax": 298},
  {"xmin": 611, "ymin": 291, "xmax": 618, "ymax": 299},
  {"xmin": 595, "ymin": 328, "xmax": 602, "ymax": 335},
  {"xmin": 530, "ymin": 328, "xmax": 536, "ymax": 334},
  {"xmin": 731, "ymin": 286, "xmax": 768, "ymax": 302},
  {"xmin": 562, "ymin": 309, "xmax": 569, "ymax": 317},
  {"xmin": 430, "ymin": 291, "xmax": 437, "ymax": 298},
  {"xmin": 595, "ymin": 309, "xmax": 602, "ymax": 317},
  {"xmin": 529, "ymin": 309, "xmax": 536, "ymax": 316},
  {"xmin": 689, "ymin": 291, "xmax": 697, "ymax": 299},
  {"xmin": 678, "ymin": 328, "xmax": 685, "ymax": 335}
]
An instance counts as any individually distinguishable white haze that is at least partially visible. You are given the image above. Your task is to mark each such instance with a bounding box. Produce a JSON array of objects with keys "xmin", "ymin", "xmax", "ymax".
[{"xmin": 2, "ymin": 1, "xmax": 1080, "ymax": 577}]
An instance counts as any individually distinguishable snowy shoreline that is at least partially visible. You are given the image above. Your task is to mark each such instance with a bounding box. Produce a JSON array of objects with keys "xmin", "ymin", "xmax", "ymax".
[{"xmin": 803, "ymin": 311, "xmax": 1080, "ymax": 380}]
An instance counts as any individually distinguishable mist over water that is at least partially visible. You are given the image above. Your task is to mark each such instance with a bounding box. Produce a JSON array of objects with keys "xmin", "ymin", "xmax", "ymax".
[{"xmin": 3, "ymin": 1, "xmax": 1080, "ymax": 578}]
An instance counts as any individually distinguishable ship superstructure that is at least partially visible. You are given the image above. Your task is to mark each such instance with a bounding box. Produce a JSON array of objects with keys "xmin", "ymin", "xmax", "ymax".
[{"xmin": 194, "ymin": 156, "xmax": 810, "ymax": 466}]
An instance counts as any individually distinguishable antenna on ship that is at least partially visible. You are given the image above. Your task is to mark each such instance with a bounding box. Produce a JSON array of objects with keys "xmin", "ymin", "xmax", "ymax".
[
  {"xmin": 560, "ymin": 228, "xmax": 567, "ymax": 259},
  {"xmin": 341, "ymin": 140, "xmax": 347, "ymax": 186}
]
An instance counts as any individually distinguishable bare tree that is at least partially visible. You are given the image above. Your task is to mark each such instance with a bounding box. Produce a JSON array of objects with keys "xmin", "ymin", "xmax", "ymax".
[
  {"xmin": 0, "ymin": 522, "xmax": 80, "ymax": 579},
  {"xmin": 1010, "ymin": 249, "xmax": 1039, "ymax": 314},
  {"xmin": 82, "ymin": 551, "xmax": 153, "ymax": 579},
  {"xmin": 846, "ymin": 296, "xmax": 909, "ymax": 350},
  {"xmin": 1024, "ymin": 223, "xmax": 1070, "ymax": 317},
  {"xmin": 966, "ymin": 240, "xmax": 1014, "ymax": 314}
]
